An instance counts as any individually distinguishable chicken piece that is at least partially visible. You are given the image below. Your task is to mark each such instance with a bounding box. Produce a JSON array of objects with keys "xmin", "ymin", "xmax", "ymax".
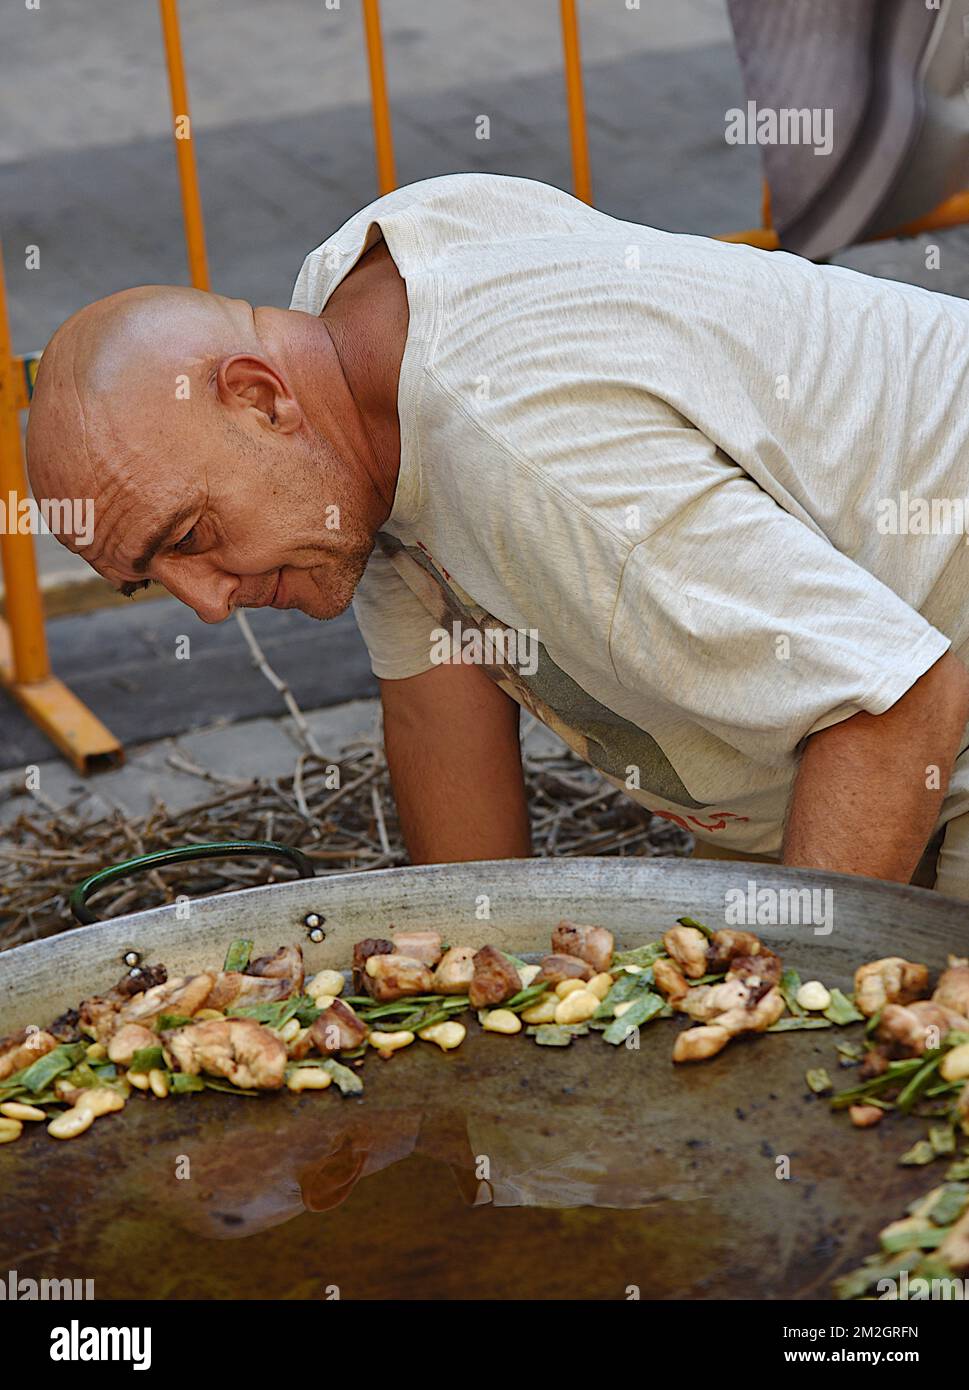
[
  {"xmin": 673, "ymin": 1024, "xmax": 731, "ymax": 1062},
  {"xmin": 249, "ymin": 945, "xmax": 304, "ymax": 994},
  {"xmin": 662, "ymin": 925, "xmax": 708, "ymax": 978},
  {"xmin": 854, "ymin": 957, "xmax": 930, "ymax": 1017},
  {"xmin": 551, "ymin": 921, "xmax": 615, "ymax": 974},
  {"xmin": 162, "ymin": 1018, "xmax": 287, "ymax": 1090},
  {"xmin": 390, "ymin": 930, "xmax": 443, "ymax": 967},
  {"xmin": 652, "ymin": 957, "xmax": 689, "ymax": 1005},
  {"xmin": 876, "ymin": 1000, "xmax": 969, "ymax": 1056},
  {"xmin": 433, "ymin": 945, "xmax": 477, "ymax": 995},
  {"xmin": 535, "ymin": 953, "xmax": 594, "ymax": 986},
  {"xmin": 0, "ymin": 1028, "xmax": 58, "ymax": 1081},
  {"xmin": 363, "ymin": 953, "xmax": 435, "ymax": 1003},
  {"xmin": 47, "ymin": 1008, "xmax": 83, "ymax": 1043},
  {"xmin": 672, "ymin": 985, "xmax": 785, "ymax": 1063},
  {"xmin": 706, "ymin": 929, "xmax": 770, "ymax": 972},
  {"xmin": 726, "ymin": 952, "xmax": 782, "ymax": 998},
  {"xmin": 308, "ymin": 1000, "xmax": 369, "ymax": 1055},
  {"xmin": 469, "ymin": 946, "xmax": 522, "ymax": 1009},
  {"xmin": 939, "ymin": 1206, "xmax": 969, "ymax": 1274},
  {"xmin": 204, "ymin": 971, "xmax": 294, "ymax": 1011},
  {"xmin": 680, "ymin": 977, "xmax": 752, "ymax": 1022},
  {"xmin": 116, "ymin": 974, "xmax": 216, "ymax": 1030},
  {"xmin": 352, "ymin": 938, "xmax": 395, "ymax": 993},
  {"xmin": 933, "ymin": 960, "xmax": 969, "ymax": 1019},
  {"xmin": 108, "ymin": 963, "xmax": 168, "ymax": 999},
  {"xmin": 106, "ymin": 1023, "xmax": 158, "ymax": 1067},
  {"xmin": 849, "ymin": 1104, "xmax": 884, "ymax": 1129},
  {"xmin": 75, "ymin": 963, "xmax": 171, "ymax": 1042}
]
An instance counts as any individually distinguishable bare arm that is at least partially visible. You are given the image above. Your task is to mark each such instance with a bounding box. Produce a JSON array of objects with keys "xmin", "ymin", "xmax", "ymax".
[
  {"xmin": 783, "ymin": 652, "xmax": 969, "ymax": 883},
  {"xmin": 380, "ymin": 662, "xmax": 531, "ymax": 864}
]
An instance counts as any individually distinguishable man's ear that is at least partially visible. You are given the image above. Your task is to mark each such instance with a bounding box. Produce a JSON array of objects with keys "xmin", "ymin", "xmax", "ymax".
[{"xmin": 216, "ymin": 354, "xmax": 302, "ymax": 432}]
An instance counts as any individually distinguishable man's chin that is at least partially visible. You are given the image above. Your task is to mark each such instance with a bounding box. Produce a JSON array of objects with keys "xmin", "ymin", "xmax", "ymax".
[{"xmin": 275, "ymin": 570, "xmax": 357, "ymax": 621}]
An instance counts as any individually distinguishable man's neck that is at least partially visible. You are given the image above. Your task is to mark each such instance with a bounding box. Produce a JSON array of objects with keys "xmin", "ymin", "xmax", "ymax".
[{"xmin": 323, "ymin": 239, "xmax": 409, "ymax": 520}]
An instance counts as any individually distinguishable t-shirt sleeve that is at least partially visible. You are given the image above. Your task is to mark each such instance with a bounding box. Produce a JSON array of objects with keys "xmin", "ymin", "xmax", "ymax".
[
  {"xmin": 608, "ymin": 469, "xmax": 952, "ymax": 765},
  {"xmin": 352, "ymin": 545, "xmax": 439, "ymax": 681}
]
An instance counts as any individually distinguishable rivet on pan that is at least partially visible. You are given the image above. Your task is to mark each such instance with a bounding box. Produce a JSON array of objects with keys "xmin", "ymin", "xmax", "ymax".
[
  {"xmin": 304, "ymin": 912, "xmax": 325, "ymax": 941},
  {"xmin": 123, "ymin": 950, "xmax": 141, "ymax": 967}
]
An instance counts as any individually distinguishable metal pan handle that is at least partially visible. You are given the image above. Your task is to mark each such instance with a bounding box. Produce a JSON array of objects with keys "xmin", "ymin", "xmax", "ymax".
[{"xmin": 69, "ymin": 839, "xmax": 316, "ymax": 925}]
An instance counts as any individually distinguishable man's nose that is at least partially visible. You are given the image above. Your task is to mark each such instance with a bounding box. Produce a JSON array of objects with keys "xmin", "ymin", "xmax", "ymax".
[{"xmin": 153, "ymin": 560, "xmax": 236, "ymax": 624}]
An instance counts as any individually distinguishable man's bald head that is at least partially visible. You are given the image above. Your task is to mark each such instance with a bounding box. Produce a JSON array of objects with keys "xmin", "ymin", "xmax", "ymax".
[{"xmin": 25, "ymin": 281, "xmax": 395, "ymax": 622}]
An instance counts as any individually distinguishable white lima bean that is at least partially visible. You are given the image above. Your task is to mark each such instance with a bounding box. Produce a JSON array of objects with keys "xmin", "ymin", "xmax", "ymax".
[
  {"xmin": 418, "ymin": 1021, "xmax": 466, "ymax": 1051},
  {"xmin": 287, "ymin": 1068, "xmax": 333, "ymax": 1092},
  {"xmin": 613, "ymin": 1001, "xmax": 635, "ymax": 1018},
  {"xmin": 555, "ymin": 978, "xmax": 586, "ymax": 1000},
  {"xmin": 796, "ymin": 981, "xmax": 831, "ymax": 1012},
  {"xmin": 369, "ymin": 1030, "xmax": 415, "ymax": 1055},
  {"xmin": 126, "ymin": 1069, "xmax": 151, "ymax": 1091},
  {"xmin": 148, "ymin": 1069, "xmax": 170, "ymax": 1099},
  {"xmin": 554, "ymin": 990, "xmax": 599, "ymax": 1026},
  {"xmin": 587, "ymin": 973, "xmax": 614, "ymax": 1001},
  {"xmin": 0, "ymin": 1118, "xmax": 23, "ymax": 1143},
  {"xmin": 49, "ymin": 1088, "xmax": 125, "ymax": 1140},
  {"xmin": 941, "ymin": 1042, "xmax": 969, "ymax": 1082},
  {"xmin": 308, "ymin": 970, "xmax": 345, "ymax": 1001},
  {"xmin": 0, "ymin": 1101, "xmax": 46, "ymax": 1122},
  {"xmin": 521, "ymin": 994, "xmax": 558, "ymax": 1025},
  {"xmin": 481, "ymin": 1009, "xmax": 521, "ymax": 1035},
  {"xmin": 278, "ymin": 1018, "xmax": 302, "ymax": 1044}
]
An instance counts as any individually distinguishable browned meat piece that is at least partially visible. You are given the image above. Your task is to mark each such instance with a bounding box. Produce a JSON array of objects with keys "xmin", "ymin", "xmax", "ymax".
[
  {"xmin": 0, "ymin": 1028, "xmax": 58, "ymax": 1081},
  {"xmin": 933, "ymin": 959, "xmax": 969, "ymax": 1018},
  {"xmin": 109, "ymin": 963, "xmax": 168, "ymax": 999},
  {"xmin": 47, "ymin": 1008, "xmax": 82, "ymax": 1043},
  {"xmin": 680, "ymin": 977, "xmax": 752, "ymax": 1022},
  {"xmin": 390, "ymin": 930, "xmax": 443, "ymax": 967},
  {"xmin": 433, "ymin": 946, "xmax": 477, "ymax": 995},
  {"xmin": 551, "ymin": 921, "xmax": 614, "ymax": 973},
  {"xmin": 673, "ymin": 986, "xmax": 784, "ymax": 1064},
  {"xmin": 877, "ymin": 1000, "xmax": 968, "ymax": 1056},
  {"xmin": 535, "ymin": 953, "xmax": 594, "ymax": 986},
  {"xmin": 162, "ymin": 1018, "xmax": 287, "ymax": 1090},
  {"xmin": 854, "ymin": 957, "xmax": 930, "ymax": 1017},
  {"xmin": 363, "ymin": 954, "xmax": 435, "ymax": 1003},
  {"xmin": 249, "ymin": 945, "xmax": 304, "ymax": 994},
  {"xmin": 859, "ymin": 1048, "xmax": 890, "ymax": 1080},
  {"xmin": 116, "ymin": 974, "xmax": 215, "ymax": 1030},
  {"xmin": 849, "ymin": 1104, "xmax": 884, "ymax": 1129},
  {"xmin": 469, "ymin": 946, "xmax": 522, "ymax": 1008},
  {"xmin": 726, "ymin": 952, "xmax": 782, "ymax": 1001},
  {"xmin": 652, "ymin": 957, "xmax": 690, "ymax": 1005},
  {"xmin": 352, "ymin": 938, "xmax": 395, "ymax": 993},
  {"xmin": 662, "ymin": 925, "xmax": 709, "ymax": 978},
  {"xmin": 706, "ymin": 929, "xmax": 770, "ymax": 972},
  {"xmin": 672, "ymin": 1024, "xmax": 730, "ymax": 1062},
  {"xmin": 78, "ymin": 997, "xmax": 123, "ymax": 1042},
  {"xmin": 308, "ymin": 1000, "xmax": 369, "ymax": 1055},
  {"xmin": 205, "ymin": 972, "xmax": 294, "ymax": 1011},
  {"xmin": 106, "ymin": 1023, "xmax": 158, "ymax": 1067}
]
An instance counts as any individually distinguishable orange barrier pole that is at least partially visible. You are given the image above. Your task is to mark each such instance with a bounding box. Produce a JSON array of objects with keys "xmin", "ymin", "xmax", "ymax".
[
  {"xmin": 0, "ymin": 242, "xmax": 122, "ymax": 770},
  {"xmin": 361, "ymin": 0, "xmax": 397, "ymax": 194},
  {"xmin": 0, "ymin": 244, "xmax": 48, "ymax": 684},
  {"xmin": 158, "ymin": 0, "xmax": 210, "ymax": 289},
  {"xmin": 559, "ymin": 0, "xmax": 592, "ymax": 204}
]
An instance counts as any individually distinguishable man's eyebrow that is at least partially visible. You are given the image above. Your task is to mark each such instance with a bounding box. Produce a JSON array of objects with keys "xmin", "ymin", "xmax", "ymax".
[{"xmin": 131, "ymin": 502, "xmax": 199, "ymax": 575}]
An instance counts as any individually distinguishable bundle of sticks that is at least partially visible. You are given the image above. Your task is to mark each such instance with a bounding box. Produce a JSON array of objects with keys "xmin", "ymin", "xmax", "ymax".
[{"xmin": 0, "ymin": 731, "xmax": 690, "ymax": 950}]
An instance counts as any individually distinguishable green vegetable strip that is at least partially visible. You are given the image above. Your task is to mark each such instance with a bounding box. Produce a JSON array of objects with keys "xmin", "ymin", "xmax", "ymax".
[
  {"xmin": 223, "ymin": 938, "xmax": 253, "ymax": 973},
  {"xmin": 595, "ymin": 969, "xmax": 654, "ymax": 1019},
  {"xmin": 610, "ymin": 942, "xmax": 667, "ymax": 970},
  {"xmin": 16, "ymin": 1043, "xmax": 86, "ymax": 1094},
  {"xmin": 320, "ymin": 1059, "xmax": 364, "ymax": 1095},
  {"xmin": 765, "ymin": 1017, "xmax": 832, "ymax": 1032},
  {"xmin": 676, "ymin": 916, "xmax": 714, "ymax": 938},
  {"xmin": 895, "ymin": 1054, "xmax": 942, "ymax": 1114},
  {"xmin": 779, "ymin": 968, "xmax": 805, "ymax": 1017},
  {"xmin": 602, "ymin": 991, "xmax": 664, "ymax": 1045},
  {"xmin": 129, "ymin": 1045, "xmax": 165, "ymax": 1073},
  {"xmin": 823, "ymin": 988, "xmax": 864, "ymax": 1026}
]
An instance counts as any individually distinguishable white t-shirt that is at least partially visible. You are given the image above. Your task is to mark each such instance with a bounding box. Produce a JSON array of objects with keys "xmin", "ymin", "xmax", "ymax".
[{"xmin": 290, "ymin": 172, "xmax": 969, "ymax": 857}]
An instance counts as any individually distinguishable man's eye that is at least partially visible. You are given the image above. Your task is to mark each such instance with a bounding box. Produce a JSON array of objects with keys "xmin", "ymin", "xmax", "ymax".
[{"xmin": 174, "ymin": 527, "xmax": 197, "ymax": 553}]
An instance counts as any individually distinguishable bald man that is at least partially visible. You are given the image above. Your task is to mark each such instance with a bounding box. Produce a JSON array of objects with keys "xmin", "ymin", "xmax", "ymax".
[{"xmin": 26, "ymin": 173, "xmax": 969, "ymax": 900}]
